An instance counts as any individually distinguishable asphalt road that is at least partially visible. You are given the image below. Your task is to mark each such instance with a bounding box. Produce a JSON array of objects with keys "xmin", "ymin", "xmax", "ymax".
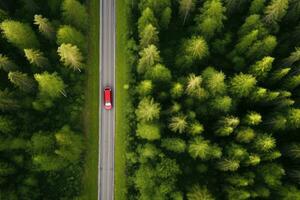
[{"xmin": 98, "ymin": 0, "xmax": 115, "ymax": 199}]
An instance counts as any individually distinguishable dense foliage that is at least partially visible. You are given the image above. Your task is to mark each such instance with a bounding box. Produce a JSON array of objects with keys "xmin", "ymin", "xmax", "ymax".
[
  {"xmin": 0, "ymin": 0, "xmax": 87, "ymax": 199},
  {"xmin": 125, "ymin": 0, "xmax": 300, "ymax": 199}
]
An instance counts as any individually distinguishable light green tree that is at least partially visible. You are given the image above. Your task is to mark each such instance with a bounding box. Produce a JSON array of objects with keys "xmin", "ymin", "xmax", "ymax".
[
  {"xmin": 287, "ymin": 108, "xmax": 300, "ymax": 129},
  {"xmin": 194, "ymin": 0, "xmax": 226, "ymax": 39},
  {"xmin": 139, "ymin": 24, "xmax": 159, "ymax": 48},
  {"xmin": 188, "ymin": 121, "xmax": 204, "ymax": 135},
  {"xmin": 283, "ymin": 47, "xmax": 300, "ymax": 66},
  {"xmin": 137, "ymin": 80, "xmax": 153, "ymax": 96},
  {"xmin": 161, "ymin": 138, "xmax": 186, "ymax": 153},
  {"xmin": 0, "ymin": 20, "xmax": 39, "ymax": 49},
  {"xmin": 57, "ymin": 43, "xmax": 84, "ymax": 71},
  {"xmin": 210, "ymin": 96, "xmax": 232, "ymax": 113},
  {"xmin": 137, "ymin": 44, "xmax": 160, "ymax": 74},
  {"xmin": 187, "ymin": 185, "xmax": 215, "ymax": 200},
  {"xmin": 217, "ymin": 159, "xmax": 240, "ymax": 171},
  {"xmin": 138, "ymin": 8, "xmax": 158, "ymax": 34},
  {"xmin": 264, "ymin": 0, "xmax": 289, "ymax": 25},
  {"xmin": 243, "ymin": 111, "xmax": 262, "ymax": 125},
  {"xmin": 249, "ymin": 56, "xmax": 274, "ymax": 80},
  {"xmin": 144, "ymin": 64, "xmax": 171, "ymax": 82},
  {"xmin": 8, "ymin": 71, "xmax": 36, "ymax": 93},
  {"xmin": 57, "ymin": 25, "xmax": 86, "ymax": 52},
  {"xmin": 62, "ymin": 0, "xmax": 88, "ymax": 31},
  {"xmin": 136, "ymin": 123, "xmax": 160, "ymax": 141},
  {"xmin": 24, "ymin": 49, "xmax": 49, "ymax": 68},
  {"xmin": 135, "ymin": 97, "xmax": 160, "ymax": 122},
  {"xmin": 236, "ymin": 127, "xmax": 256, "ymax": 143},
  {"xmin": 258, "ymin": 163, "xmax": 285, "ymax": 187},
  {"xmin": 0, "ymin": 89, "xmax": 19, "ymax": 111},
  {"xmin": 171, "ymin": 82, "xmax": 184, "ymax": 98},
  {"xmin": 169, "ymin": 114, "xmax": 188, "ymax": 134},
  {"xmin": 34, "ymin": 14, "xmax": 55, "ymax": 40},
  {"xmin": 230, "ymin": 73, "xmax": 257, "ymax": 98},
  {"xmin": 31, "ymin": 132, "xmax": 55, "ymax": 153},
  {"xmin": 249, "ymin": 0, "xmax": 266, "ymax": 14},
  {"xmin": 188, "ymin": 137, "xmax": 222, "ymax": 159},
  {"xmin": 34, "ymin": 72, "xmax": 66, "ymax": 99},
  {"xmin": 254, "ymin": 134, "xmax": 276, "ymax": 152},
  {"xmin": 283, "ymin": 74, "xmax": 300, "ymax": 90}
]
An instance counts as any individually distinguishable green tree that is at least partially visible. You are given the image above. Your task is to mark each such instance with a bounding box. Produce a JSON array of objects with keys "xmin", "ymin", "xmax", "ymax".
[
  {"xmin": 249, "ymin": 56, "xmax": 274, "ymax": 80},
  {"xmin": 264, "ymin": 0, "xmax": 289, "ymax": 25},
  {"xmin": 254, "ymin": 134, "xmax": 276, "ymax": 152},
  {"xmin": 246, "ymin": 35, "xmax": 277, "ymax": 60},
  {"xmin": 135, "ymin": 97, "xmax": 160, "ymax": 122},
  {"xmin": 0, "ymin": 116, "xmax": 15, "ymax": 135},
  {"xmin": 194, "ymin": 0, "xmax": 226, "ymax": 39},
  {"xmin": 243, "ymin": 111, "xmax": 262, "ymax": 125},
  {"xmin": 0, "ymin": 20, "xmax": 39, "ymax": 49},
  {"xmin": 33, "ymin": 154, "xmax": 65, "ymax": 171},
  {"xmin": 179, "ymin": 36, "xmax": 209, "ymax": 68},
  {"xmin": 178, "ymin": 0, "xmax": 196, "ymax": 24},
  {"xmin": 171, "ymin": 82, "xmax": 184, "ymax": 98},
  {"xmin": 57, "ymin": 43, "xmax": 84, "ymax": 71},
  {"xmin": 257, "ymin": 163, "xmax": 284, "ymax": 187},
  {"xmin": 31, "ymin": 132, "xmax": 55, "ymax": 153},
  {"xmin": 215, "ymin": 116, "xmax": 240, "ymax": 136},
  {"xmin": 57, "ymin": 25, "xmax": 86, "ymax": 52},
  {"xmin": 136, "ymin": 123, "xmax": 161, "ymax": 141},
  {"xmin": 138, "ymin": 8, "xmax": 158, "ymax": 34},
  {"xmin": 0, "ymin": 54, "xmax": 17, "ymax": 72},
  {"xmin": 283, "ymin": 74, "xmax": 300, "ymax": 90},
  {"xmin": 54, "ymin": 125, "xmax": 84, "ymax": 163},
  {"xmin": 188, "ymin": 121, "xmax": 204, "ymax": 135},
  {"xmin": 34, "ymin": 72, "xmax": 66, "ymax": 99},
  {"xmin": 283, "ymin": 47, "xmax": 300, "ymax": 66},
  {"xmin": 144, "ymin": 64, "xmax": 171, "ymax": 82},
  {"xmin": 210, "ymin": 96, "xmax": 232, "ymax": 113},
  {"xmin": 8, "ymin": 71, "xmax": 36, "ymax": 93},
  {"xmin": 24, "ymin": 49, "xmax": 49, "ymax": 68},
  {"xmin": 62, "ymin": 0, "xmax": 88, "ymax": 31},
  {"xmin": 139, "ymin": 24, "xmax": 159, "ymax": 48},
  {"xmin": 161, "ymin": 138, "xmax": 186, "ymax": 153},
  {"xmin": 236, "ymin": 127, "xmax": 256, "ymax": 143},
  {"xmin": 0, "ymin": 89, "xmax": 19, "ymax": 111},
  {"xmin": 229, "ymin": 73, "xmax": 257, "ymax": 98},
  {"xmin": 277, "ymin": 185, "xmax": 300, "ymax": 200},
  {"xmin": 249, "ymin": 0, "xmax": 266, "ymax": 14},
  {"xmin": 187, "ymin": 185, "xmax": 215, "ymax": 200},
  {"xmin": 202, "ymin": 67, "xmax": 226, "ymax": 96},
  {"xmin": 287, "ymin": 108, "xmax": 300, "ymax": 129},
  {"xmin": 169, "ymin": 115, "xmax": 188, "ymax": 134},
  {"xmin": 268, "ymin": 67, "xmax": 291, "ymax": 83},
  {"xmin": 217, "ymin": 159, "xmax": 240, "ymax": 171},
  {"xmin": 188, "ymin": 137, "xmax": 222, "ymax": 159},
  {"xmin": 137, "ymin": 80, "xmax": 153, "ymax": 96},
  {"xmin": 34, "ymin": 14, "xmax": 55, "ymax": 40},
  {"xmin": 137, "ymin": 44, "xmax": 161, "ymax": 74},
  {"xmin": 137, "ymin": 143, "xmax": 161, "ymax": 163}
]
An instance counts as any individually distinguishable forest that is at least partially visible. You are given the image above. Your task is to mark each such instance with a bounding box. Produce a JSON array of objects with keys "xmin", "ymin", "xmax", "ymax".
[
  {"xmin": 0, "ymin": 0, "xmax": 88, "ymax": 199},
  {"xmin": 123, "ymin": 0, "xmax": 300, "ymax": 199}
]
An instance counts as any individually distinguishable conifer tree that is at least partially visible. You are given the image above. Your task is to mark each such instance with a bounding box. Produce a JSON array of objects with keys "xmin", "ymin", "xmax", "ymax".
[
  {"xmin": 169, "ymin": 114, "xmax": 188, "ymax": 134},
  {"xmin": 57, "ymin": 25, "xmax": 86, "ymax": 53},
  {"xmin": 0, "ymin": 89, "xmax": 19, "ymax": 111},
  {"xmin": 249, "ymin": 0, "xmax": 266, "ymax": 14},
  {"xmin": 217, "ymin": 159, "xmax": 240, "ymax": 171},
  {"xmin": 137, "ymin": 44, "xmax": 160, "ymax": 74},
  {"xmin": 249, "ymin": 56, "xmax": 274, "ymax": 80},
  {"xmin": 0, "ymin": 54, "xmax": 17, "ymax": 72},
  {"xmin": 135, "ymin": 97, "xmax": 160, "ymax": 122},
  {"xmin": 136, "ymin": 123, "xmax": 161, "ymax": 141},
  {"xmin": 24, "ymin": 49, "xmax": 49, "ymax": 68},
  {"xmin": 171, "ymin": 82, "xmax": 184, "ymax": 98},
  {"xmin": 8, "ymin": 71, "xmax": 36, "ymax": 93},
  {"xmin": 264, "ymin": 0, "xmax": 289, "ymax": 25},
  {"xmin": 62, "ymin": 0, "xmax": 88, "ymax": 31},
  {"xmin": 161, "ymin": 138, "xmax": 186, "ymax": 153},
  {"xmin": 283, "ymin": 47, "xmax": 300, "ymax": 66},
  {"xmin": 33, "ymin": 14, "xmax": 55, "ymax": 40},
  {"xmin": 57, "ymin": 43, "xmax": 84, "ymax": 71},
  {"xmin": 187, "ymin": 185, "xmax": 214, "ymax": 200},
  {"xmin": 0, "ymin": 20, "xmax": 39, "ymax": 49},
  {"xmin": 194, "ymin": 0, "xmax": 226, "ymax": 40},
  {"xmin": 188, "ymin": 137, "xmax": 222, "ymax": 159},
  {"xmin": 139, "ymin": 24, "xmax": 159, "ymax": 48},
  {"xmin": 144, "ymin": 64, "xmax": 171, "ymax": 82},
  {"xmin": 230, "ymin": 73, "xmax": 257, "ymax": 98},
  {"xmin": 138, "ymin": 8, "xmax": 158, "ymax": 34},
  {"xmin": 178, "ymin": 0, "xmax": 196, "ymax": 24},
  {"xmin": 137, "ymin": 80, "xmax": 153, "ymax": 96},
  {"xmin": 236, "ymin": 127, "xmax": 256, "ymax": 143}
]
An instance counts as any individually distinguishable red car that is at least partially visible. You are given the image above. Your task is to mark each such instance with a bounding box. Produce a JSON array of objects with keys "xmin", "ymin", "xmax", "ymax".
[{"xmin": 104, "ymin": 87, "xmax": 112, "ymax": 110}]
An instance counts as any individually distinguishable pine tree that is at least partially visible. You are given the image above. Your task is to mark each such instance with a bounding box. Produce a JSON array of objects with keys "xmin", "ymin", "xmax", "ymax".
[
  {"xmin": 137, "ymin": 44, "xmax": 161, "ymax": 74},
  {"xmin": 188, "ymin": 121, "xmax": 204, "ymax": 135},
  {"xmin": 188, "ymin": 137, "xmax": 222, "ymax": 159},
  {"xmin": 169, "ymin": 115, "xmax": 187, "ymax": 134},
  {"xmin": 161, "ymin": 138, "xmax": 186, "ymax": 153},
  {"xmin": 287, "ymin": 108, "xmax": 300, "ymax": 129},
  {"xmin": 215, "ymin": 116, "xmax": 240, "ymax": 136},
  {"xmin": 210, "ymin": 96, "xmax": 232, "ymax": 113},
  {"xmin": 136, "ymin": 123, "xmax": 161, "ymax": 141},
  {"xmin": 171, "ymin": 82, "xmax": 184, "ymax": 98},
  {"xmin": 235, "ymin": 127, "xmax": 255, "ymax": 143},
  {"xmin": 8, "ymin": 71, "xmax": 36, "ymax": 93},
  {"xmin": 0, "ymin": 116, "xmax": 15, "ymax": 134},
  {"xmin": 137, "ymin": 80, "xmax": 153, "ymax": 96},
  {"xmin": 264, "ymin": 0, "xmax": 289, "ymax": 25},
  {"xmin": 234, "ymin": 30, "xmax": 259, "ymax": 55},
  {"xmin": 257, "ymin": 163, "xmax": 284, "ymax": 187},
  {"xmin": 34, "ymin": 72, "xmax": 66, "ymax": 99},
  {"xmin": 283, "ymin": 74, "xmax": 300, "ymax": 90},
  {"xmin": 139, "ymin": 24, "xmax": 159, "ymax": 48},
  {"xmin": 202, "ymin": 67, "xmax": 226, "ymax": 96},
  {"xmin": 135, "ymin": 97, "xmax": 160, "ymax": 122},
  {"xmin": 243, "ymin": 111, "xmax": 262, "ymax": 125},
  {"xmin": 249, "ymin": 0, "xmax": 266, "ymax": 14},
  {"xmin": 187, "ymin": 185, "xmax": 215, "ymax": 200},
  {"xmin": 31, "ymin": 132, "xmax": 55, "ymax": 154},
  {"xmin": 137, "ymin": 143, "xmax": 161, "ymax": 163},
  {"xmin": 217, "ymin": 159, "xmax": 240, "ymax": 171},
  {"xmin": 246, "ymin": 35, "xmax": 277, "ymax": 60},
  {"xmin": 268, "ymin": 67, "xmax": 291, "ymax": 83},
  {"xmin": 0, "ymin": 20, "xmax": 39, "ymax": 49},
  {"xmin": 33, "ymin": 14, "xmax": 55, "ymax": 40},
  {"xmin": 57, "ymin": 25, "xmax": 86, "ymax": 52},
  {"xmin": 62, "ymin": 0, "xmax": 88, "ymax": 31},
  {"xmin": 144, "ymin": 64, "xmax": 171, "ymax": 82},
  {"xmin": 238, "ymin": 15, "xmax": 268, "ymax": 37},
  {"xmin": 254, "ymin": 134, "xmax": 276, "ymax": 152},
  {"xmin": 160, "ymin": 7, "xmax": 172, "ymax": 29},
  {"xmin": 194, "ymin": 0, "xmax": 226, "ymax": 39},
  {"xmin": 0, "ymin": 54, "xmax": 17, "ymax": 72},
  {"xmin": 0, "ymin": 89, "xmax": 19, "ymax": 111},
  {"xmin": 229, "ymin": 73, "xmax": 257, "ymax": 98},
  {"xmin": 178, "ymin": 0, "xmax": 196, "ymax": 24},
  {"xmin": 283, "ymin": 47, "xmax": 300, "ymax": 66},
  {"xmin": 248, "ymin": 56, "xmax": 274, "ymax": 80},
  {"xmin": 24, "ymin": 49, "xmax": 49, "ymax": 68},
  {"xmin": 138, "ymin": 8, "xmax": 158, "ymax": 34},
  {"xmin": 57, "ymin": 43, "xmax": 84, "ymax": 71}
]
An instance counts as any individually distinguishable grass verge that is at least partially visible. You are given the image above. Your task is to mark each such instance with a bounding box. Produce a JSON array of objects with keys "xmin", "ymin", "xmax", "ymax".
[
  {"xmin": 115, "ymin": 0, "xmax": 131, "ymax": 199},
  {"xmin": 81, "ymin": 0, "xmax": 99, "ymax": 199}
]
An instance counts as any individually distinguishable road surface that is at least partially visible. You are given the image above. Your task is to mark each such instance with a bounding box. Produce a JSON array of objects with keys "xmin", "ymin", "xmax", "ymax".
[{"xmin": 99, "ymin": 0, "xmax": 115, "ymax": 199}]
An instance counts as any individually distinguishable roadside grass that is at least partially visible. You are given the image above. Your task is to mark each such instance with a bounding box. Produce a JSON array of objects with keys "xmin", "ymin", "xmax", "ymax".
[
  {"xmin": 81, "ymin": 0, "xmax": 99, "ymax": 199},
  {"xmin": 115, "ymin": 0, "xmax": 132, "ymax": 199}
]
